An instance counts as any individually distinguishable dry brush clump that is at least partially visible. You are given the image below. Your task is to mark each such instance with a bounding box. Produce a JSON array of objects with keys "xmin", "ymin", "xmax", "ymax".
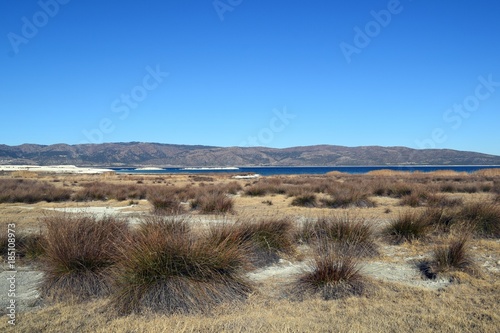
[
  {"xmin": 191, "ymin": 189, "xmax": 234, "ymax": 214},
  {"xmin": 299, "ymin": 214, "xmax": 378, "ymax": 257},
  {"xmin": 458, "ymin": 202, "xmax": 500, "ymax": 238},
  {"xmin": 0, "ymin": 178, "xmax": 72, "ymax": 203},
  {"xmin": 384, "ymin": 210, "xmax": 432, "ymax": 243},
  {"xmin": 147, "ymin": 187, "xmax": 184, "ymax": 214},
  {"xmin": 73, "ymin": 182, "xmax": 148, "ymax": 201},
  {"xmin": 321, "ymin": 184, "xmax": 375, "ymax": 208},
  {"xmin": 40, "ymin": 214, "xmax": 129, "ymax": 301},
  {"xmin": 208, "ymin": 217, "xmax": 296, "ymax": 267},
  {"xmin": 294, "ymin": 247, "xmax": 365, "ymax": 300},
  {"xmin": 419, "ymin": 237, "xmax": 478, "ymax": 279},
  {"xmin": 110, "ymin": 218, "xmax": 252, "ymax": 315}
]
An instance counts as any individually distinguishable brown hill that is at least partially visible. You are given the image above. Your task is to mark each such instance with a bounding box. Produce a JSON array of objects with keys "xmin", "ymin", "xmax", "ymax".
[{"xmin": 0, "ymin": 143, "xmax": 499, "ymax": 167}]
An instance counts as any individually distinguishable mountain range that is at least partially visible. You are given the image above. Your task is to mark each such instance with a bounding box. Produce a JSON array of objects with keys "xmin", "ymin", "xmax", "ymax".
[{"xmin": 0, "ymin": 143, "xmax": 499, "ymax": 167}]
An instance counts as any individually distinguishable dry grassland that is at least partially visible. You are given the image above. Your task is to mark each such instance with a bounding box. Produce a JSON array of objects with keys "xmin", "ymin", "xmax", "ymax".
[{"xmin": 0, "ymin": 170, "xmax": 499, "ymax": 332}]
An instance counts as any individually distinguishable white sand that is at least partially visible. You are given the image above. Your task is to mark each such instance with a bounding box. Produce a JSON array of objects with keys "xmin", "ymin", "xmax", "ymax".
[{"xmin": 0, "ymin": 165, "xmax": 113, "ymax": 174}]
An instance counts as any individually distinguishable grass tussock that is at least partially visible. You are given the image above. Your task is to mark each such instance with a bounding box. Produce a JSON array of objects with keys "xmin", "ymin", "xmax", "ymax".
[
  {"xmin": 147, "ymin": 187, "xmax": 183, "ymax": 215},
  {"xmin": 111, "ymin": 219, "xmax": 252, "ymax": 315},
  {"xmin": 291, "ymin": 193, "xmax": 317, "ymax": 207},
  {"xmin": 208, "ymin": 217, "xmax": 296, "ymax": 267},
  {"xmin": 191, "ymin": 189, "xmax": 234, "ymax": 214},
  {"xmin": 431, "ymin": 237, "xmax": 478, "ymax": 275},
  {"xmin": 384, "ymin": 210, "xmax": 431, "ymax": 243},
  {"xmin": 458, "ymin": 202, "xmax": 500, "ymax": 238},
  {"xmin": 40, "ymin": 215, "xmax": 129, "ymax": 301},
  {"xmin": 73, "ymin": 182, "xmax": 148, "ymax": 201},
  {"xmin": 321, "ymin": 185, "xmax": 375, "ymax": 208},
  {"xmin": 0, "ymin": 178, "xmax": 72, "ymax": 203},
  {"xmin": 299, "ymin": 214, "xmax": 378, "ymax": 257},
  {"xmin": 294, "ymin": 249, "xmax": 365, "ymax": 300}
]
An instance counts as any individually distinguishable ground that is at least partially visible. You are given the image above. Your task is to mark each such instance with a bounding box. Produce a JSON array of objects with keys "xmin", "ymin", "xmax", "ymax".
[{"xmin": 0, "ymin": 171, "xmax": 499, "ymax": 332}]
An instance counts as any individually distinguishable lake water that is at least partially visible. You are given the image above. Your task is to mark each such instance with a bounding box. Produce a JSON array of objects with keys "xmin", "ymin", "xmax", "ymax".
[{"xmin": 111, "ymin": 165, "xmax": 500, "ymax": 176}]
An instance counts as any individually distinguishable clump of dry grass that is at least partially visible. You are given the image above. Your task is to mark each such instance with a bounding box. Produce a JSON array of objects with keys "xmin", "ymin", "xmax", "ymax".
[
  {"xmin": 458, "ymin": 202, "xmax": 500, "ymax": 238},
  {"xmin": 0, "ymin": 178, "xmax": 72, "ymax": 203},
  {"xmin": 431, "ymin": 237, "xmax": 477, "ymax": 275},
  {"xmin": 73, "ymin": 182, "xmax": 148, "ymax": 201},
  {"xmin": 208, "ymin": 217, "xmax": 296, "ymax": 267},
  {"xmin": 384, "ymin": 210, "xmax": 431, "ymax": 243},
  {"xmin": 110, "ymin": 218, "xmax": 252, "ymax": 315},
  {"xmin": 191, "ymin": 189, "xmax": 234, "ymax": 214},
  {"xmin": 299, "ymin": 214, "xmax": 378, "ymax": 257},
  {"xmin": 291, "ymin": 193, "xmax": 317, "ymax": 207},
  {"xmin": 40, "ymin": 215, "xmax": 129, "ymax": 301},
  {"xmin": 321, "ymin": 184, "xmax": 375, "ymax": 208},
  {"xmin": 147, "ymin": 187, "xmax": 184, "ymax": 214},
  {"xmin": 294, "ymin": 248, "xmax": 365, "ymax": 300}
]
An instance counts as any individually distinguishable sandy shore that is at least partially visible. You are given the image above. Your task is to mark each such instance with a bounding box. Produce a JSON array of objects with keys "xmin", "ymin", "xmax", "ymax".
[{"xmin": 0, "ymin": 165, "xmax": 113, "ymax": 174}]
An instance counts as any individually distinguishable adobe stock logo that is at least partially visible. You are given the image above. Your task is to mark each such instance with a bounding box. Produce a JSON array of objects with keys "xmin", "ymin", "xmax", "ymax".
[
  {"xmin": 7, "ymin": 0, "xmax": 71, "ymax": 56},
  {"xmin": 240, "ymin": 107, "xmax": 296, "ymax": 147},
  {"xmin": 81, "ymin": 65, "xmax": 169, "ymax": 144},
  {"xmin": 213, "ymin": 0, "xmax": 243, "ymax": 21},
  {"xmin": 339, "ymin": 0, "xmax": 407, "ymax": 64},
  {"xmin": 415, "ymin": 74, "xmax": 499, "ymax": 149}
]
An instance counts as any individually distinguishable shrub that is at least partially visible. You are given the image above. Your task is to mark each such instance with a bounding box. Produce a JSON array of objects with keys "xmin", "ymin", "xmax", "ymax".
[
  {"xmin": 148, "ymin": 188, "xmax": 183, "ymax": 215},
  {"xmin": 208, "ymin": 218, "xmax": 296, "ymax": 267},
  {"xmin": 192, "ymin": 190, "xmax": 234, "ymax": 214},
  {"xmin": 431, "ymin": 237, "xmax": 477, "ymax": 275},
  {"xmin": 0, "ymin": 179, "xmax": 72, "ymax": 203},
  {"xmin": 458, "ymin": 202, "xmax": 500, "ymax": 238},
  {"xmin": 384, "ymin": 210, "xmax": 431, "ymax": 243},
  {"xmin": 291, "ymin": 193, "xmax": 317, "ymax": 207},
  {"xmin": 295, "ymin": 250, "xmax": 365, "ymax": 300},
  {"xmin": 111, "ymin": 219, "xmax": 252, "ymax": 315},
  {"xmin": 299, "ymin": 214, "xmax": 377, "ymax": 257},
  {"xmin": 320, "ymin": 186, "xmax": 375, "ymax": 209},
  {"xmin": 40, "ymin": 215, "xmax": 129, "ymax": 300},
  {"xmin": 73, "ymin": 182, "xmax": 148, "ymax": 201}
]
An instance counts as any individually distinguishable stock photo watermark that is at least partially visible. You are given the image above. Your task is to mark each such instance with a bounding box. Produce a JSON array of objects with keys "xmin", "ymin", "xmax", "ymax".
[
  {"xmin": 5, "ymin": 223, "xmax": 17, "ymax": 326},
  {"xmin": 81, "ymin": 65, "xmax": 168, "ymax": 144},
  {"xmin": 240, "ymin": 107, "xmax": 296, "ymax": 147},
  {"xmin": 415, "ymin": 74, "xmax": 499, "ymax": 149},
  {"xmin": 213, "ymin": 0, "xmax": 243, "ymax": 21},
  {"xmin": 339, "ymin": 0, "xmax": 409, "ymax": 64},
  {"xmin": 7, "ymin": 0, "xmax": 71, "ymax": 56}
]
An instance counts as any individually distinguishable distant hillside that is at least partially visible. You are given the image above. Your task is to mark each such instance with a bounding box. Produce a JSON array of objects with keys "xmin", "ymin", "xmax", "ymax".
[{"xmin": 0, "ymin": 143, "xmax": 499, "ymax": 167}]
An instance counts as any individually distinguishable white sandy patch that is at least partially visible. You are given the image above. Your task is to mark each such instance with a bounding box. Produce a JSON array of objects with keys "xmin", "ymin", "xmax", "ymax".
[
  {"xmin": 0, "ymin": 165, "xmax": 113, "ymax": 174},
  {"xmin": 0, "ymin": 268, "xmax": 43, "ymax": 314}
]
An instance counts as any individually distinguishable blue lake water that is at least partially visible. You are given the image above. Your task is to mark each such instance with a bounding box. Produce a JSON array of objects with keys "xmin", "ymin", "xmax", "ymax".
[{"xmin": 111, "ymin": 165, "xmax": 500, "ymax": 176}]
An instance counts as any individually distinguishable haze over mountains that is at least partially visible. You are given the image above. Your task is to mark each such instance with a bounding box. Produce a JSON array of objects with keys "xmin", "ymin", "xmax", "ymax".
[{"xmin": 1, "ymin": 143, "xmax": 500, "ymax": 167}]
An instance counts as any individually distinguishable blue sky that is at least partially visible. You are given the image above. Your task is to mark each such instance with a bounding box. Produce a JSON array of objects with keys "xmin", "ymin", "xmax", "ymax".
[{"xmin": 1, "ymin": 0, "xmax": 499, "ymax": 155}]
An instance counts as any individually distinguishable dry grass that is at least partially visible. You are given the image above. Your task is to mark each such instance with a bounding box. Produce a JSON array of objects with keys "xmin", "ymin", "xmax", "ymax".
[
  {"xmin": 1, "ymin": 172, "xmax": 499, "ymax": 332},
  {"xmin": 299, "ymin": 214, "xmax": 378, "ymax": 257},
  {"xmin": 40, "ymin": 214, "xmax": 129, "ymax": 301},
  {"xmin": 110, "ymin": 218, "xmax": 252, "ymax": 315},
  {"xmin": 294, "ymin": 248, "xmax": 365, "ymax": 300},
  {"xmin": 430, "ymin": 237, "xmax": 478, "ymax": 276},
  {"xmin": 458, "ymin": 202, "xmax": 500, "ymax": 238},
  {"xmin": 384, "ymin": 210, "xmax": 432, "ymax": 243},
  {"xmin": 0, "ymin": 178, "xmax": 72, "ymax": 203}
]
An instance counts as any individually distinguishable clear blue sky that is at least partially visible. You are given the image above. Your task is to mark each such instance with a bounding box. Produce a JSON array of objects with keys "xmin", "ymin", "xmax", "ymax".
[{"xmin": 1, "ymin": 0, "xmax": 499, "ymax": 155}]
